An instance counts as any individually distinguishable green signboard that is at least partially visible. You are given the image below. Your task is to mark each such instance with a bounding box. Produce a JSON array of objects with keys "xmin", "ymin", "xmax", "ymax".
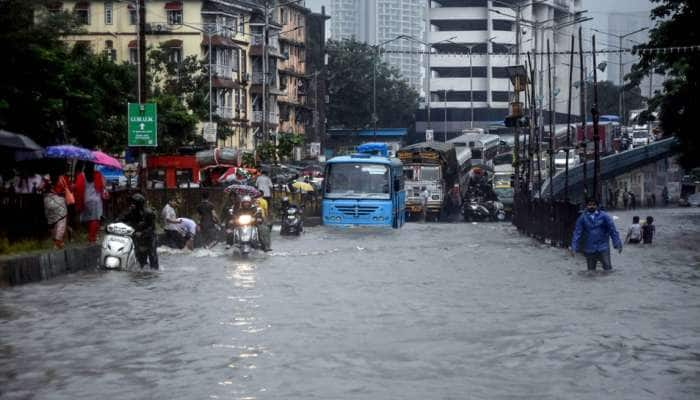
[{"xmin": 128, "ymin": 103, "xmax": 157, "ymax": 147}]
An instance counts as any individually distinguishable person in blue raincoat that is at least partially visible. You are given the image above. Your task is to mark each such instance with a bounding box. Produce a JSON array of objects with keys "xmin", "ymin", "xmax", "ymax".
[{"xmin": 570, "ymin": 198, "xmax": 623, "ymax": 271}]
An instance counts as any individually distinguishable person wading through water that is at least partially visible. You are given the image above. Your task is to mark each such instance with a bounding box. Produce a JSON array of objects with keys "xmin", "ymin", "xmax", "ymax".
[{"xmin": 570, "ymin": 198, "xmax": 623, "ymax": 271}]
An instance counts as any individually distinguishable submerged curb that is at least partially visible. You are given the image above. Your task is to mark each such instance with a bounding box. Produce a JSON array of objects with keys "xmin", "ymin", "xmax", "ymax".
[{"xmin": 0, "ymin": 244, "xmax": 100, "ymax": 287}]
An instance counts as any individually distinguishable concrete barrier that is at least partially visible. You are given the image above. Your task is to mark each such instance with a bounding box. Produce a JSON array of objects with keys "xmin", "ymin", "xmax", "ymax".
[{"xmin": 0, "ymin": 244, "xmax": 100, "ymax": 287}]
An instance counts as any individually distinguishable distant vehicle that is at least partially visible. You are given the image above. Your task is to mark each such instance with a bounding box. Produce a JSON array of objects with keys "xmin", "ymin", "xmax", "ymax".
[
  {"xmin": 632, "ymin": 127, "xmax": 653, "ymax": 148},
  {"xmin": 397, "ymin": 142, "xmax": 469, "ymax": 221},
  {"xmin": 322, "ymin": 143, "xmax": 405, "ymax": 228},
  {"xmin": 576, "ymin": 122, "xmax": 618, "ymax": 157},
  {"xmin": 554, "ymin": 149, "xmax": 580, "ymax": 171},
  {"xmin": 493, "ymin": 164, "xmax": 514, "ymax": 216},
  {"xmin": 448, "ymin": 132, "xmax": 500, "ymax": 168}
]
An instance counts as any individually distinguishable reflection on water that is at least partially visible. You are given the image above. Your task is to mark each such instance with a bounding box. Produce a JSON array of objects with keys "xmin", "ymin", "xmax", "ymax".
[{"xmin": 1, "ymin": 209, "xmax": 700, "ymax": 399}]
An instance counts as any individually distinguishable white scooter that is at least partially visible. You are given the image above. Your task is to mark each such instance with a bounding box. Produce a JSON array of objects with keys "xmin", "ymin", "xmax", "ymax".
[{"xmin": 101, "ymin": 222, "xmax": 137, "ymax": 270}]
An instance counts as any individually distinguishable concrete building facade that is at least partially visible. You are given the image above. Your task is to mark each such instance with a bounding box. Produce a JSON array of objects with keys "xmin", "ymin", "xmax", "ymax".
[{"xmin": 418, "ymin": 0, "xmax": 584, "ymax": 138}]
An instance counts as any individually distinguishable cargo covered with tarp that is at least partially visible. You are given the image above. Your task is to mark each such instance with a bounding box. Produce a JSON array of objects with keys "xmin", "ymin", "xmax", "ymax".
[
  {"xmin": 397, "ymin": 142, "xmax": 460, "ymax": 177},
  {"xmin": 195, "ymin": 147, "xmax": 241, "ymax": 167}
]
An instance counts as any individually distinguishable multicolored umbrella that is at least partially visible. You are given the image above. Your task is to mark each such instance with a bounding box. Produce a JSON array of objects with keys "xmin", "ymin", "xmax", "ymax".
[
  {"xmin": 224, "ymin": 184, "xmax": 261, "ymax": 198},
  {"xmin": 45, "ymin": 145, "xmax": 94, "ymax": 161},
  {"xmin": 92, "ymin": 150, "xmax": 122, "ymax": 170}
]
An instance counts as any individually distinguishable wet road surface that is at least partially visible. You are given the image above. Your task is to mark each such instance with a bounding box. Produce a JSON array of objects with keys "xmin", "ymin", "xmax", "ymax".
[{"xmin": 1, "ymin": 208, "xmax": 700, "ymax": 399}]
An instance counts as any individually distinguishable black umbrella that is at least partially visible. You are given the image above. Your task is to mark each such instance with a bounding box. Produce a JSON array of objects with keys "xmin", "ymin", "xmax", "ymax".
[{"xmin": 0, "ymin": 129, "xmax": 42, "ymax": 151}]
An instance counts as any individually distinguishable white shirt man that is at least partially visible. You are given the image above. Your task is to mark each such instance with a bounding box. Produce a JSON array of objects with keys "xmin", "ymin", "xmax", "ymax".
[
  {"xmin": 161, "ymin": 201, "xmax": 180, "ymax": 232},
  {"xmin": 256, "ymin": 172, "xmax": 273, "ymax": 199}
]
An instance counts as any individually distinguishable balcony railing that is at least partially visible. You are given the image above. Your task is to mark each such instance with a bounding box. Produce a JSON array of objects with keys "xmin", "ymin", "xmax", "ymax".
[
  {"xmin": 251, "ymin": 72, "xmax": 277, "ymax": 86},
  {"xmin": 215, "ymin": 106, "xmax": 234, "ymax": 119},
  {"xmin": 213, "ymin": 64, "xmax": 233, "ymax": 80},
  {"xmin": 252, "ymin": 111, "xmax": 279, "ymax": 124},
  {"xmin": 251, "ymin": 35, "xmax": 280, "ymax": 52}
]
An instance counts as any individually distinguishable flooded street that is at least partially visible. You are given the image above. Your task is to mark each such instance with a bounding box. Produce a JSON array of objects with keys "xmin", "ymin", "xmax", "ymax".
[{"xmin": 2, "ymin": 208, "xmax": 700, "ymax": 400}]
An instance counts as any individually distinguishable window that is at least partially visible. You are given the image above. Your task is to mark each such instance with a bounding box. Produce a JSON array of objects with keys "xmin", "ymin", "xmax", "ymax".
[
  {"xmin": 104, "ymin": 1, "xmax": 112, "ymax": 25},
  {"xmin": 493, "ymin": 20, "xmax": 514, "ymax": 31},
  {"xmin": 129, "ymin": 48, "xmax": 138, "ymax": 64},
  {"xmin": 167, "ymin": 9, "xmax": 182, "ymax": 25},
  {"xmin": 128, "ymin": 7, "xmax": 137, "ymax": 25},
  {"xmin": 104, "ymin": 40, "xmax": 116, "ymax": 61},
  {"xmin": 168, "ymin": 47, "xmax": 182, "ymax": 64},
  {"xmin": 165, "ymin": 1, "xmax": 182, "ymax": 25},
  {"xmin": 74, "ymin": 2, "xmax": 90, "ymax": 25},
  {"xmin": 47, "ymin": 2, "xmax": 63, "ymax": 14},
  {"xmin": 280, "ymin": 8, "xmax": 288, "ymax": 24}
]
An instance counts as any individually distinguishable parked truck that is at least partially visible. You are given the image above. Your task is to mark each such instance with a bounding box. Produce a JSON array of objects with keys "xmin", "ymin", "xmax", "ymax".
[{"xmin": 397, "ymin": 142, "xmax": 469, "ymax": 220}]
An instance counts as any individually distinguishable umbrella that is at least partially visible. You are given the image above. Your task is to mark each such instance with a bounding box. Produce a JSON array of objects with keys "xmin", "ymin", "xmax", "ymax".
[
  {"xmin": 92, "ymin": 150, "xmax": 122, "ymax": 170},
  {"xmin": 224, "ymin": 184, "xmax": 261, "ymax": 198},
  {"xmin": 0, "ymin": 129, "xmax": 42, "ymax": 151},
  {"xmin": 292, "ymin": 181, "xmax": 314, "ymax": 193},
  {"xmin": 45, "ymin": 145, "xmax": 94, "ymax": 161}
]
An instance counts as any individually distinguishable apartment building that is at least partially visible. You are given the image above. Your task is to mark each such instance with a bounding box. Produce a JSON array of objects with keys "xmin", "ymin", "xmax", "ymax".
[
  {"xmin": 330, "ymin": 0, "xmax": 425, "ymax": 91},
  {"xmin": 419, "ymin": 0, "xmax": 584, "ymax": 137},
  {"xmin": 48, "ymin": 0, "xmax": 258, "ymax": 150},
  {"xmin": 277, "ymin": 3, "xmax": 310, "ymax": 138}
]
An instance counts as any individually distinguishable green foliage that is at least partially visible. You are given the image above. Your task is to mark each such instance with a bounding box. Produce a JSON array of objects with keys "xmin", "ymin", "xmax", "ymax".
[
  {"xmin": 256, "ymin": 142, "xmax": 277, "ymax": 163},
  {"xmin": 586, "ymin": 81, "xmax": 643, "ymax": 119},
  {"xmin": 628, "ymin": 0, "xmax": 699, "ymax": 168},
  {"xmin": 0, "ymin": 1, "xmax": 136, "ymax": 151},
  {"xmin": 276, "ymin": 133, "xmax": 304, "ymax": 160},
  {"xmin": 326, "ymin": 39, "xmax": 419, "ymax": 130}
]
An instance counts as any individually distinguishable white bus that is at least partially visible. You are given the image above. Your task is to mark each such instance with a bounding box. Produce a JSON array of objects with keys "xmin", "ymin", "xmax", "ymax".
[{"xmin": 448, "ymin": 131, "xmax": 500, "ymax": 168}]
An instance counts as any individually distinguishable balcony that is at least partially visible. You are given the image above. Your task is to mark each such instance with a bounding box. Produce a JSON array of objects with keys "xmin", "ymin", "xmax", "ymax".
[
  {"xmin": 252, "ymin": 111, "xmax": 279, "ymax": 125},
  {"xmin": 215, "ymin": 106, "xmax": 234, "ymax": 120},
  {"xmin": 213, "ymin": 64, "xmax": 233, "ymax": 80}
]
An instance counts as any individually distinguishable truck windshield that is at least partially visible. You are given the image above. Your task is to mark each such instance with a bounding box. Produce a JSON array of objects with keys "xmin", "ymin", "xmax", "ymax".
[
  {"xmin": 420, "ymin": 166, "xmax": 440, "ymax": 181},
  {"xmin": 325, "ymin": 163, "xmax": 390, "ymax": 199}
]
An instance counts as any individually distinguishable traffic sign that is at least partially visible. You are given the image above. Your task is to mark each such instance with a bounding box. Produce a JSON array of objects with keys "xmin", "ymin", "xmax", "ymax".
[
  {"xmin": 425, "ymin": 129, "xmax": 434, "ymax": 142},
  {"xmin": 203, "ymin": 122, "xmax": 217, "ymax": 143},
  {"xmin": 128, "ymin": 103, "xmax": 157, "ymax": 147}
]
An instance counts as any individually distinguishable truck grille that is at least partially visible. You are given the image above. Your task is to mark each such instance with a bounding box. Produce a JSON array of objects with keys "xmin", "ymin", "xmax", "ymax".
[{"xmin": 335, "ymin": 205, "xmax": 379, "ymax": 217}]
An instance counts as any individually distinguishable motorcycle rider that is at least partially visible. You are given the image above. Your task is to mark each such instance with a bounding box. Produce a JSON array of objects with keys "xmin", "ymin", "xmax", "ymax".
[
  {"xmin": 231, "ymin": 195, "xmax": 271, "ymax": 252},
  {"xmin": 119, "ymin": 193, "xmax": 158, "ymax": 269}
]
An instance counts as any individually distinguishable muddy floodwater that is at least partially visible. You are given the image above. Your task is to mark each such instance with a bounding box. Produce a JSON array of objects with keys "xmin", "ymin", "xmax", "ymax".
[{"xmin": 1, "ymin": 208, "xmax": 699, "ymax": 399}]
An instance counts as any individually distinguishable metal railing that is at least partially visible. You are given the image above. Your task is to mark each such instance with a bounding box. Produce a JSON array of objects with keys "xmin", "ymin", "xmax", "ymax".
[
  {"xmin": 512, "ymin": 195, "xmax": 580, "ymax": 248},
  {"xmin": 213, "ymin": 64, "xmax": 233, "ymax": 80},
  {"xmin": 216, "ymin": 106, "xmax": 234, "ymax": 119},
  {"xmin": 252, "ymin": 111, "xmax": 279, "ymax": 124}
]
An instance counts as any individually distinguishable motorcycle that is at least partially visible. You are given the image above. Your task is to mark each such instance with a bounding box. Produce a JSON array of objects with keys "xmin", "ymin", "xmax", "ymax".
[
  {"xmin": 226, "ymin": 210, "xmax": 263, "ymax": 258},
  {"xmin": 463, "ymin": 199, "xmax": 506, "ymax": 222},
  {"xmin": 464, "ymin": 199, "xmax": 491, "ymax": 222},
  {"xmin": 101, "ymin": 222, "xmax": 137, "ymax": 270},
  {"xmin": 280, "ymin": 205, "xmax": 303, "ymax": 236}
]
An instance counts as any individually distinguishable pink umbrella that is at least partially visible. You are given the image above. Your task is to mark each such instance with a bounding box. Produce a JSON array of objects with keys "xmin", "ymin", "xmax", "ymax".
[{"xmin": 92, "ymin": 151, "xmax": 122, "ymax": 170}]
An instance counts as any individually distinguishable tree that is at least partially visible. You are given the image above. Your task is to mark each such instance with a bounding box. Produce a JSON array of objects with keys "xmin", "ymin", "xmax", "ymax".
[
  {"xmin": 585, "ymin": 81, "xmax": 643, "ymax": 119},
  {"xmin": 0, "ymin": 0, "xmax": 136, "ymax": 152},
  {"xmin": 628, "ymin": 0, "xmax": 700, "ymax": 169},
  {"xmin": 326, "ymin": 39, "xmax": 419, "ymax": 130}
]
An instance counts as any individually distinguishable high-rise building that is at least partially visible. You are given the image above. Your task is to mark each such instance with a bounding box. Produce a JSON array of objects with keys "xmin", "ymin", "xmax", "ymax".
[
  {"xmin": 418, "ymin": 0, "xmax": 584, "ymax": 137},
  {"xmin": 330, "ymin": 0, "xmax": 425, "ymax": 90}
]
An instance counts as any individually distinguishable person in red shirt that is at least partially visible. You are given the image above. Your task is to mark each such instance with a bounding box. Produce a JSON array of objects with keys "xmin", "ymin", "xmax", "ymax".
[{"xmin": 74, "ymin": 162, "xmax": 107, "ymax": 243}]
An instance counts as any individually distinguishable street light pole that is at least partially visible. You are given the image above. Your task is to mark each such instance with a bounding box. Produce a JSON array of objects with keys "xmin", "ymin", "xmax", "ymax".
[
  {"xmin": 208, "ymin": 30, "xmax": 213, "ymax": 125},
  {"xmin": 469, "ymin": 46, "xmax": 473, "ymax": 129},
  {"xmin": 592, "ymin": 27, "xmax": 648, "ymax": 124}
]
